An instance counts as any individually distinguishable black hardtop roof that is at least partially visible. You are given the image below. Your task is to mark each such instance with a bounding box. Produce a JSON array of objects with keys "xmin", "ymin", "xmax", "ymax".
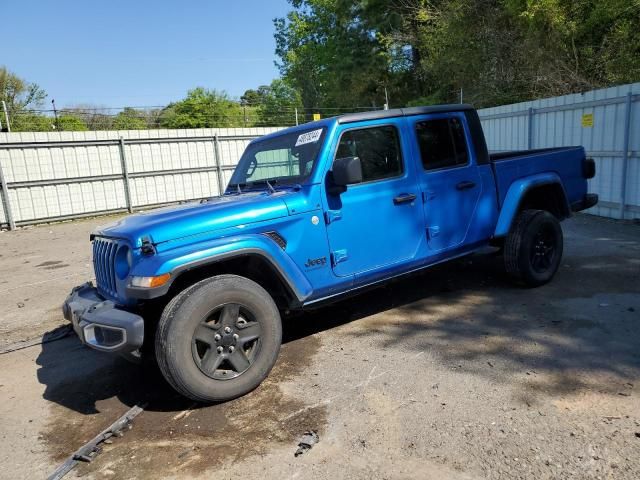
[{"xmin": 337, "ymin": 104, "xmax": 474, "ymax": 124}]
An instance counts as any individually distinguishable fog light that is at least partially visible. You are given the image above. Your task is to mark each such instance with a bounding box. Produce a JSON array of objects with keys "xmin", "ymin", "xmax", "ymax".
[
  {"xmin": 83, "ymin": 324, "xmax": 126, "ymax": 349},
  {"xmin": 130, "ymin": 273, "xmax": 171, "ymax": 288}
]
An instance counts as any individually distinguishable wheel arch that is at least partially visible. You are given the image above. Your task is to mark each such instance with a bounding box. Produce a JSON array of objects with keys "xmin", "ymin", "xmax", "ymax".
[
  {"xmin": 166, "ymin": 249, "xmax": 307, "ymax": 310},
  {"xmin": 494, "ymin": 174, "xmax": 570, "ymax": 238},
  {"xmin": 128, "ymin": 234, "xmax": 313, "ymax": 311}
]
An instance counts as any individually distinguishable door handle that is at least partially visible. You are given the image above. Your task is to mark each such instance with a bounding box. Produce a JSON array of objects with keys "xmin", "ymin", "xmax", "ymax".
[
  {"xmin": 393, "ymin": 193, "xmax": 417, "ymax": 205},
  {"xmin": 456, "ymin": 180, "xmax": 476, "ymax": 190}
]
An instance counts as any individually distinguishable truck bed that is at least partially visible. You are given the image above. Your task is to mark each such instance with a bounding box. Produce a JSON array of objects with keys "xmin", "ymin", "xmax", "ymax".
[{"xmin": 489, "ymin": 146, "xmax": 588, "ymax": 208}]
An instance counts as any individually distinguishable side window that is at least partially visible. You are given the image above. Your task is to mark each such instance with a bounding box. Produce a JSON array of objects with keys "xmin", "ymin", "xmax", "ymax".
[
  {"xmin": 416, "ymin": 117, "xmax": 469, "ymax": 170},
  {"xmin": 336, "ymin": 125, "xmax": 403, "ymax": 182}
]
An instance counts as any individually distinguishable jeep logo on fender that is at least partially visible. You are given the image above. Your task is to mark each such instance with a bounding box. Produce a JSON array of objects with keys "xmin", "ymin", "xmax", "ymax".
[{"xmin": 304, "ymin": 256, "xmax": 327, "ymax": 268}]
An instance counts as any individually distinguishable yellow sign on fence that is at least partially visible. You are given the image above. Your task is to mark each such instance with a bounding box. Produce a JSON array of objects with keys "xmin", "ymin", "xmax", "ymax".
[
  {"xmin": 581, "ymin": 113, "xmax": 594, "ymax": 128},
  {"xmin": 313, "ymin": 113, "xmax": 321, "ymax": 121}
]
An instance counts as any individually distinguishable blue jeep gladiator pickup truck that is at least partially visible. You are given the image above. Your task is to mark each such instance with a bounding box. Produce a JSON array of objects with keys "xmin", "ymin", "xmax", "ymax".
[{"xmin": 63, "ymin": 104, "xmax": 597, "ymax": 402}]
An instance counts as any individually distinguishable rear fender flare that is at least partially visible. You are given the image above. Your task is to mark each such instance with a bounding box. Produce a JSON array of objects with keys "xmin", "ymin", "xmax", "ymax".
[{"xmin": 494, "ymin": 173, "xmax": 568, "ymax": 237}]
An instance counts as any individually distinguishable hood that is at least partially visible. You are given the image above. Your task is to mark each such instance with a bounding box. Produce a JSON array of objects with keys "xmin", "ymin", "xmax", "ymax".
[{"xmin": 93, "ymin": 191, "xmax": 290, "ymax": 247}]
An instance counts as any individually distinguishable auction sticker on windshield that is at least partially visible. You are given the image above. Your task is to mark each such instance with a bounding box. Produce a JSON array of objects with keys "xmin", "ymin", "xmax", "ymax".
[{"xmin": 295, "ymin": 129, "xmax": 323, "ymax": 146}]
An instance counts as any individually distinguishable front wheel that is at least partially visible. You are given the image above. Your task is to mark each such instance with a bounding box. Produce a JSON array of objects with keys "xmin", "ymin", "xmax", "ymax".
[
  {"xmin": 155, "ymin": 275, "xmax": 282, "ymax": 402},
  {"xmin": 504, "ymin": 209, "xmax": 563, "ymax": 287}
]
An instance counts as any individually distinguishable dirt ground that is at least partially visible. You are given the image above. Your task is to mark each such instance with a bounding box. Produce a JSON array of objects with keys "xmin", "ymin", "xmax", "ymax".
[{"xmin": 0, "ymin": 213, "xmax": 639, "ymax": 480}]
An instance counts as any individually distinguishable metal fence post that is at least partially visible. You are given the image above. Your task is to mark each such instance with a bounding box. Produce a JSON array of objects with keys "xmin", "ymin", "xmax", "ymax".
[
  {"xmin": 527, "ymin": 107, "xmax": 534, "ymax": 149},
  {"xmin": 118, "ymin": 137, "xmax": 133, "ymax": 213},
  {"xmin": 213, "ymin": 134, "xmax": 224, "ymax": 196},
  {"xmin": 1, "ymin": 101, "xmax": 10, "ymax": 133},
  {"xmin": 0, "ymin": 157, "xmax": 16, "ymax": 230},
  {"xmin": 619, "ymin": 91, "xmax": 633, "ymax": 219}
]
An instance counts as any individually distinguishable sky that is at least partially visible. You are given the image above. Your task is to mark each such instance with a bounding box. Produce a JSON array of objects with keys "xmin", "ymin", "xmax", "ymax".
[{"xmin": 2, "ymin": 0, "xmax": 292, "ymax": 110}]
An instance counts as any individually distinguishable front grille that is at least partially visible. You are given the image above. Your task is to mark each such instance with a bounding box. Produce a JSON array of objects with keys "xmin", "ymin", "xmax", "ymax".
[{"xmin": 92, "ymin": 237, "xmax": 118, "ymax": 298}]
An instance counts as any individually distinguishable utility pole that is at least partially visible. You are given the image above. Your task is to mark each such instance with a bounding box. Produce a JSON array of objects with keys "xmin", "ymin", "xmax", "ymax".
[
  {"xmin": 51, "ymin": 99, "xmax": 59, "ymax": 130},
  {"xmin": 294, "ymin": 107, "xmax": 299, "ymax": 126},
  {"xmin": 384, "ymin": 87, "xmax": 389, "ymax": 110},
  {"xmin": 459, "ymin": 88, "xmax": 463, "ymax": 104},
  {"xmin": 1, "ymin": 101, "xmax": 10, "ymax": 132}
]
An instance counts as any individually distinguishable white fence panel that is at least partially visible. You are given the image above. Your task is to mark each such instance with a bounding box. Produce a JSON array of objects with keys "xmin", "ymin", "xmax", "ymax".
[
  {"xmin": 0, "ymin": 127, "xmax": 282, "ymax": 228},
  {"xmin": 479, "ymin": 82, "xmax": 640, "ymax": 220},
  {"xmin": 2, "ymin": 85, "xmax": 638, "ymax": 228}
]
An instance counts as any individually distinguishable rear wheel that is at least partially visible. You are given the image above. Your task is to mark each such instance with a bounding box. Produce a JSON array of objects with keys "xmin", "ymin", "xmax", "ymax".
[
  {"xmin": 504, "ymin": 209, "xmax": 563, "ymax": 287},
  {"xmin": 155, "ymin": 274, "xmax": 282, "ymax": 402}
]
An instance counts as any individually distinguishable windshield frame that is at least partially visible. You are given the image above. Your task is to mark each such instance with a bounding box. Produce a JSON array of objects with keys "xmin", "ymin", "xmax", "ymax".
[{"xmin": 227, "ymin": 126, "xmax": 328, "ymax": 191}]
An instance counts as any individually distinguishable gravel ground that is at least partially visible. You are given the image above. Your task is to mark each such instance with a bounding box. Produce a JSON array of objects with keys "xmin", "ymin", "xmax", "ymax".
[{"xmin": 0, "ymin": 213, "xmax": 639, "ymax": 479}]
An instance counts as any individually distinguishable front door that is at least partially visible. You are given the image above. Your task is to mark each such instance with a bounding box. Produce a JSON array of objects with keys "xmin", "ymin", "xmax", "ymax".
[
  {"xmin": 324, "ymin": 121, "xmax": 424, "ymax": 277},
  {"xmin": 412, "ymin": 114, "xmax": 482, "ymax": 252}
]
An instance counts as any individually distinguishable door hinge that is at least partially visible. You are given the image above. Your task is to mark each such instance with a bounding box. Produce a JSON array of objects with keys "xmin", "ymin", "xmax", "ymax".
[
  {"xmin": 324, "ymin": 210, "xmax": 342, "ymax": 224},
  {"xmin": 427, "ymin": 226, "xmax": 440, "ymax": 239},
  {"xmin": 331, "ymin": 249, "xmax": 348, "ymax": 266}
]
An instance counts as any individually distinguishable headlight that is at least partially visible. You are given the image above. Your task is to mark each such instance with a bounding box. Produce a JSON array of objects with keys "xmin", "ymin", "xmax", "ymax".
[
  {"xmin": 130, "ymin": 273, "xmax": 171, "ymax": 288},
  {"xmin": 114, "ymin": 246, "xmax": 131, "ymax": 280}
]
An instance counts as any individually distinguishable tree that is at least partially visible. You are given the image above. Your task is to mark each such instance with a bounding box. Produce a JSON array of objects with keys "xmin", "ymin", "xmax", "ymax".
[
  {"xmin": 112, "ymin": 107, "xmax": 147, "ymax": 130},
  {"xmin": 274, "ymin": 0, "xmax": 640, "ymax": 110},
  {"xmin": 65, "ymin": 104, "xmax": 114, "ymax": 130},
  {"xmin": 0, "ymin": 67, "xmax": 47, "ymax": 129},
  {"xmin": 256, "ymin": 79, "xmax": 303, "ymax": 125},
  {"xmin": 240, "ymin": 87, "xmax": 269, "ymax": 106},
  {"xmin": 159, "ymin": 88, "xmax": 244, "ymax": 128}
]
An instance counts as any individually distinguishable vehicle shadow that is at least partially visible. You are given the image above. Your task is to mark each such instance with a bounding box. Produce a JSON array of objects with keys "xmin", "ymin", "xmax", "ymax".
[{"xmin": 35, "ymin": 253, "xmax": 505, "ymax": 416}]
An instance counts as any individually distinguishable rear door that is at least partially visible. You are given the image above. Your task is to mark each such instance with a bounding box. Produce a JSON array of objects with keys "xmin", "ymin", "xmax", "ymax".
[
  {"xmin": 411, "ymin": 114, "xmax": 482, "ymax": 252},
  {"xmin": 324, "ymin": 121, "xmax": 423, "ymax": 277}
]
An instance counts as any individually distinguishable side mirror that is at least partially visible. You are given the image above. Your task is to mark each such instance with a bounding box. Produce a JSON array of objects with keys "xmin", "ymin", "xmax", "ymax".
[{"xmin": 332, "ymin": 156, "xmax": 363, "ymax": 187}]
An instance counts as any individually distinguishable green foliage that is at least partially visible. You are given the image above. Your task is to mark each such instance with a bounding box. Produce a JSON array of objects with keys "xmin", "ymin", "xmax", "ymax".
[
  {"xmin": 11, "ymin": 113, "xmax": 54, "ymax": 132},
  {"xmin": 0, "ymin": 67, "xmax": 48, "ymax": 131},
  {"xmin": 57, "ymin": 114, "xmax": 88, "ymax": 131},
  {"xmin": 275, "ymin": 0, "xmax": 640, "ymax": 109},
  {"xmin": 0, "ymin": 66, "xmax": 47, "ymax": 118},
  {"xmin": 12, "ymin": 112, "xmax": 89, "ymax": 132},
  {"xmin": 240, "ymin": 87, "xmax": 269, "ymax": 106},
  {"xmin": 274, "ymin": 0, "xmax": 393, "ymax": 115},
  {"xmin": 256, "ymin": 79, "xmax": 303, "ymax": 125},
  {"xmin": 112, "ymin": 107, "xmax": 147, "ymax": 130},
  {"xmin": 159, "ymin": 88, "xmax": 244, "ymax": 128},
  {"xmin": 65, "ymin": 105, "xmax": 115, "ymax": 130}
]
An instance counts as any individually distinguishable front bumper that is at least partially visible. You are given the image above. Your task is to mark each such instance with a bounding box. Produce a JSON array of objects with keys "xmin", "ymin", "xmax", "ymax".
[{"xmin": 62, "ymin": 282, "xmax": 144, "ymax": 355}]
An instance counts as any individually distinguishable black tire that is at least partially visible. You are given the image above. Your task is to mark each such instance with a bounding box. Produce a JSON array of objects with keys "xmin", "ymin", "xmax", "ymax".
[
  {"xmin": 504, "ymin": 209, "xmax": 563, "ymax": 287},
  {"xmin": 155, "ymin": 274, "xmax": 282, "ymax": 402}
]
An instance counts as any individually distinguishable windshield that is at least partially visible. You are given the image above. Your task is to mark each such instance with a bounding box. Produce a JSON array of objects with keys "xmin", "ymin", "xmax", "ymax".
[{"xmin": 229, "ymin": 127, "xmax": 327, "ymax": 189}]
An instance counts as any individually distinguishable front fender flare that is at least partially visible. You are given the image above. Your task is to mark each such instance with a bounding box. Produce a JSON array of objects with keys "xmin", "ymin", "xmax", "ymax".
[
  {"xmin": 126, "ymin": 234, "xmax": 313, "ymax": 302},
  {"xmin": 494, "ymin": 172, "xmax": 567, "ymax": 237}
]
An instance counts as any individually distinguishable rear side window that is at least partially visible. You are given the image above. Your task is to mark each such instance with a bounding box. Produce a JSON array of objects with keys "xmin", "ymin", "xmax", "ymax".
[
  {"xmin": 335, "ymin": 125, "xmax": 403, "ymax": 182},
  {"xmin": 415, "ymin": 117, "xmax": 469, "ymax": 170}
]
